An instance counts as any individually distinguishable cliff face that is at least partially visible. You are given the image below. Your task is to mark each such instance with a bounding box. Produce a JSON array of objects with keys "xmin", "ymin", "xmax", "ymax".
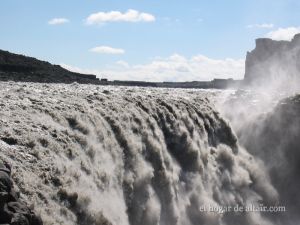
[
  {"xmin": 244, "ymin": 34, "xmax": 300, "ymax": 89},
  {"xmin": 0, "ymin": 50, "xmax": 100, "ymax": 84}
]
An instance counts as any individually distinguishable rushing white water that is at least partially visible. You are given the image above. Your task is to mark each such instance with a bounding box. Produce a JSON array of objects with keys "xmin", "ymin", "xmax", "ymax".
[
  {"xmin": 220, "ymin": 90, "xmax": 300, "ymax": 225},
  {"xmin": 0, "ymin": 82, "xmax": 282, "ymax": 225}
]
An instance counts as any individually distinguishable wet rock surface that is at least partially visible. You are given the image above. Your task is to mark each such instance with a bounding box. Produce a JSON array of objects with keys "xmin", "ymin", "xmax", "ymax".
[{"xmin": 0, "ymin": 159, "xmax": 42, "ymax": 225}]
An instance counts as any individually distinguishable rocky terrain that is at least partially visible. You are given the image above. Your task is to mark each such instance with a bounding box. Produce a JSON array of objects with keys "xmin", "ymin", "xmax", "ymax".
[
  {"xmin": 0, "ymin": 158, "xmax": 42, "ymax": 224},
  {"xmin": 0, "ymin": 50, "xmax": 100, "ymax": 84}
]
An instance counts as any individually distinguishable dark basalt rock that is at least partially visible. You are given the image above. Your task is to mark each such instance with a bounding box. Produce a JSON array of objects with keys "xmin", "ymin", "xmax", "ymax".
[
  {"xmin": 0, "ymin": 159, "xmax": 43, "ymax": 225},
  {"xmin": 0, "ymin": 49, "xmax": 100, "ymax": 84},
  {"xmin": 57, "ymin": 188, "xmax": 78, "ymax": 208}
]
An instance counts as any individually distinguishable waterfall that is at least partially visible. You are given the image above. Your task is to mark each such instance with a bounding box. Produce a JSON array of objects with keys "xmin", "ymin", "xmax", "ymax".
[{"xmin": 0, "ymin": 82, "xmax": 279, "ymax": 225}]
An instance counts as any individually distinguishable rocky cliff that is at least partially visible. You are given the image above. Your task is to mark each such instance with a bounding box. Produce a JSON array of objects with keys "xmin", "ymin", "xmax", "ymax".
[
  {"xmin": 0, "ymin": 50, "xmax": 100, "ymax": 84},
  {"xmin": 244, "ymin": 34, "xmax": 300, "ymax": 89}
]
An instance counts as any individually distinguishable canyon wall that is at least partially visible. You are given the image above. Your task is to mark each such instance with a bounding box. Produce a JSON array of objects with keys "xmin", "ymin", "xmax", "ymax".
[{"xmin": 244, "ymin": 34, "xmax": 300, "ymax": 90}]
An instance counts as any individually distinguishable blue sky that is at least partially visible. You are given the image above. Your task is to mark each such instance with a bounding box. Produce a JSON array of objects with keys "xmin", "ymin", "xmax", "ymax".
[{"xmin": 1, "ymin": 0, "xmax": 300, "ymax": 81}]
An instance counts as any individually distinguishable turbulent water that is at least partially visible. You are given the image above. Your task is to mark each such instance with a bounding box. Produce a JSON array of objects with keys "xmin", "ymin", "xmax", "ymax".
[{"xmin": 0, "ymin": 82, "xmax": 296, "ymax": 225}]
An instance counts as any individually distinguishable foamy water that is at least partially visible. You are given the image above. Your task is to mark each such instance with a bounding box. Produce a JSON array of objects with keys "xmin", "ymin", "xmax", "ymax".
[{"xmin": 0, "ymin": 82, "xmax": 291, "ymax": 225}]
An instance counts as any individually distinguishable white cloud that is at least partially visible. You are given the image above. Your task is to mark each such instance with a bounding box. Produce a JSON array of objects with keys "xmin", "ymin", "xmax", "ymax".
[
  {"xmin": 247, "ymin": 23, "xmax": 274, "ymax": 29},
  {"xmin": 61, "ymin": 54, "xmax": 245, "ymax": 82},
  {"xmin": 86, "ymin": 9, "xmax": 155, "ymax": 25},
  {"xmin": 90, "ymin": 46, "xmax": 125, "ymax": 54},
  {"xmin": 48, "ymin": 18, "xmax": 69, "ymax": 25},
  {"xmin": 265, "ymin": 27, "xmax": 300, "ymax": 41}
]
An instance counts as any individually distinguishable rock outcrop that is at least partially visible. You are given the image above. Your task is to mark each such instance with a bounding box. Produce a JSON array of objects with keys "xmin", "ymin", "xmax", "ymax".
[
  {"xmin": 0, "ymin": 50, "xmax": 100, "ymax": 84},
  {"xmin": 244, "ymin": 34, "xmax": 300, "ymax": 89},
  {"xmin": 0, "ymin": 159, "xmax": 43, "ymax": 225}
]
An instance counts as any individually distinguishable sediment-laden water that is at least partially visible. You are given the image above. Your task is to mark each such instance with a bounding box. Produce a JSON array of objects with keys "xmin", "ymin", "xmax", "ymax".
[{"xmin": 0, "ymin": 82, "xmax": 297, "ymax": 225}]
